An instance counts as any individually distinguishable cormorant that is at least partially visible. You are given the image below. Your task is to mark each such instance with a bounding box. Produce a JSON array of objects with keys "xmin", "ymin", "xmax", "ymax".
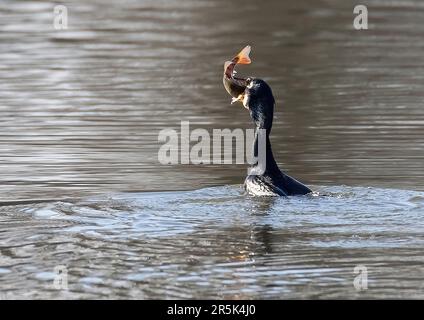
[{"xmin": 223, "ymin": 46, "xmax": 312, "ymax": 196}]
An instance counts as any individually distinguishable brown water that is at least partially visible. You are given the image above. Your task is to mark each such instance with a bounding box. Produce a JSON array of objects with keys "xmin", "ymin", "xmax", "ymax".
[{"xmin": 0, "ymin": 0, "xmax": 423, "ymax": 299}]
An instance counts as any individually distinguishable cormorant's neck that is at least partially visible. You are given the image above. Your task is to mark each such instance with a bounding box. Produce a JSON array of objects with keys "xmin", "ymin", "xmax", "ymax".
[{"xmin": 252, "ymin": 127, "xmax": 279, "ymax": 174}]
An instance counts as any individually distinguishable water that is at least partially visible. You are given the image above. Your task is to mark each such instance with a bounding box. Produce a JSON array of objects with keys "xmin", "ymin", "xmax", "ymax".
[
  {"xmin": 1, "ymin": 0, "xmax": 424, "ymax": 299},
  {"xmin": 1, "ymin": 185, "xmax": 424, "ymax": 299}
]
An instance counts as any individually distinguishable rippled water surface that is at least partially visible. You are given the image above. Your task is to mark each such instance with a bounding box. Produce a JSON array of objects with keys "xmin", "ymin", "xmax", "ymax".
[
  {"xmin": 1, "ymin": 185, "xmax": 424, "ymax": 299},
  {"xmin": 0, "ymin": 0, "xmax": 423, "ymax": 299}
]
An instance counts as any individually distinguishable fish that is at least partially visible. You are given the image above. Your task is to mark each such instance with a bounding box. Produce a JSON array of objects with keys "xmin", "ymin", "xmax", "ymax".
[{"xmin": 222, "ymin": 45, "xmax": 252, "ymax": 104}]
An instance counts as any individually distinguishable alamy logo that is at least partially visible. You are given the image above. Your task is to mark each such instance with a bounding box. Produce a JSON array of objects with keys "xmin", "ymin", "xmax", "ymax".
[
  {"xmin": 353, "ymin": 5, "xmax": 368, "ymax": 30},
  {"xmin": 53, "ymin": 265, "xmax": 68, "ymax": 290},
  {"xmin": 158, "ymin": 121, "xmax": 266, "ymax": 175},
  {"xmin": 353, "ymin": 265, "xmax": 368, "ymax": 291},
  {"xmin": 53, "ymin": 5, "xmax": 68, "ymax": 30}
]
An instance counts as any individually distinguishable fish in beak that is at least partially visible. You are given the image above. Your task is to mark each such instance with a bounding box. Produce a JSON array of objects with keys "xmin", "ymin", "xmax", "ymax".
[{"xmin": 222, "ymin": 45, "xmax": 252, "ymax": 104}]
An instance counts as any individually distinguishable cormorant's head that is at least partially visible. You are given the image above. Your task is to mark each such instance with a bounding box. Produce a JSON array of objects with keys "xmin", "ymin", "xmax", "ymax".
[{"xmin": 242, "ymin": 78, "xmax": 275, "ymax": 130}]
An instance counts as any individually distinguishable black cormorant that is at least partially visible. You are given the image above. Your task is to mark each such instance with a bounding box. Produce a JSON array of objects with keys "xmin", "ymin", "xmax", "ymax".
[{"xmin": 223, "ymin": 46, "xmax": 312, "ymax": 196}]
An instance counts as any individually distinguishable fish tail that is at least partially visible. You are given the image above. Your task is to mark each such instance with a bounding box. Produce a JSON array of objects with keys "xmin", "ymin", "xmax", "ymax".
[{"xmin": 233, "ymin": 45, "xmax": 251, "ymax": 64}]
